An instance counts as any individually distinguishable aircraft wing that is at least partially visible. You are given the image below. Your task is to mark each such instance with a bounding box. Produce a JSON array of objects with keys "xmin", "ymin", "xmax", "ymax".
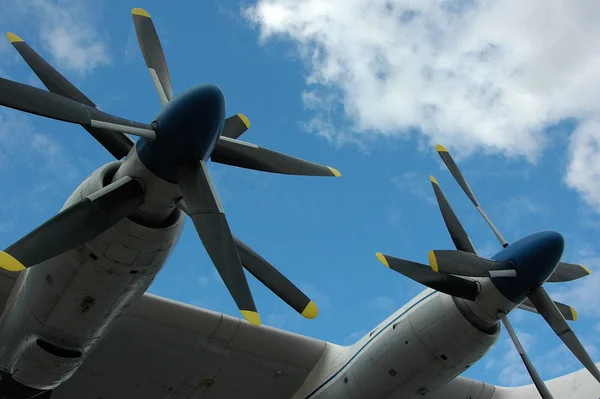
[
  {"xmin": 426, "ymin": 364, "xmax": 600, "ymax": 399},
  {"xmin": 50, "ymin": 293, "xmax": 328, "ymax": 399}
]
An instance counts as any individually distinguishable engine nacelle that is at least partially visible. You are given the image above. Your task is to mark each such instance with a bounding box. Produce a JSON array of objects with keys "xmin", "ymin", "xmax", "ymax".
[
  {"xmin": 0, "ymin": 161, "xmax": 185, "ymax": 390},
  {"xmin": 296, "ymin": 290, "xmax": 500, "ymax": 399}
]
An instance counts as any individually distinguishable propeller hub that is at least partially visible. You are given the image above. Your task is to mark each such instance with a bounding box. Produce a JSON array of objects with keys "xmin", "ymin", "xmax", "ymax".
[
  {"xmin": 490, "ymin": 231, "xmax": 564, "ymax": 303},
  {"xmin": 136, "ymin": 84, "xmax": 226, "ymax": 183}
]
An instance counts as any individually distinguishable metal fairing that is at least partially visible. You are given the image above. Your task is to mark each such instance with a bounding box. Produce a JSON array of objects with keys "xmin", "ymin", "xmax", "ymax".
[
  {"xmin": 0, "ymin": 161, "xmax": 184, "ymax": 390},
  {"xmin": 293, "ymin": 290, "xmax": 500, "ymax": 399},
  {"xmin": 452, "ymin": 277, "xmax": 517, "ymax": 331},
  {"xmin": 112, "ymin": 146, "xmax": 183, "ymax": 225}
]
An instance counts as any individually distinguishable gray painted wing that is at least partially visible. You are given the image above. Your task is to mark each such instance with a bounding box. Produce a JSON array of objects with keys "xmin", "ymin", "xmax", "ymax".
[
  {"xmin": 423, "ymin": 362, "xmax": 600, "ymax": 398},
  {"xmin": 0, "ymin": 269, "xmax": 19, "ymax": 321},
  {"xmin": 52, "ymin": 294, "xmax": 327, "ymax": 399}
]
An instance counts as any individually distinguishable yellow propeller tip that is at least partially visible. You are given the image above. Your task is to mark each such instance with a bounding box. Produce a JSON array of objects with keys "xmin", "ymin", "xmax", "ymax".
[
  {"xmin": 571, "ymin": 307, "xmax": 578, "ymax": 321},
  {"xmin": 0, "ymin": 251, "xmax": 25, "ymax": 272},
  {"xmin": 241, "ymin": 310, "xmax": 261, "ymax": 326},
  {"xmin": 327, "ymin": 167, "xmax": 341, "ymax": 177},
  {"xmin": 237, "ymin": 113, "xmax": 251, "ymax": 129},
  {"xmin": 428, "ymin": 250, "xmax": 439, "ymax": 272},
  {"xmin": 132, "ymin": 8, "xmax": 151, "ymax": 18},
  {"xmin": 582, "ymin": 265, "xmax": 592, "ymax": 275},
  {"xmin": 6, "ymin": 32, "xmax": 23, "ymax": 43},
  {"xmin": 435, "ymin": 144, "xmax": 447, "ymax": 153},
  {"xmin": 375, "ymin": 252, "xmax": 389, "ymax": 268},
  {"xmin": 301, "ymin": 301, "xmax": 319, "ymax": 319},
  {"xmin": 429, "ymin": 175, "xmax": 438, "ymax": 185}
]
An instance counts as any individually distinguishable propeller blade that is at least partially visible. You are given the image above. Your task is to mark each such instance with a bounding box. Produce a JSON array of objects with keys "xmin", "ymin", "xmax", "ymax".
[
  {"xmin": 499, "ymin": 313, "xmax": 555, "ymax": 399},
  {"xmin": 375, "ymin": 253, "xmax": 480, "ymax": 301},
  {"xmin": 428, "ymin": 249, "xmax": 516, "ymax": 278},
  {"xmin": 0, "ymin": 78, "xmax": 156, "ymax": 139},
  {"xmin": 132, "ymin": 8, "xmax": 173, "ymax": 106},
  {"xmin": 430, "ymin": 175, "xmax": 476, "ymax": 254},
  {"xmin": 176, "ymin": 162, "xmax": 260, "ymax": 326},
  {"xmin": 234, "ymin": 237, "xmax": 318, "ymax": 319},
  {"xmin": 527, "ymin": 287, "xmax": 600, "ymax": 383},
  {"xmin": 0, "ymin": 177, "xmax": 144, "ymax": 271},
  {"xmin": 222, "ymin": 114, "xmax": 251, "ymax": 139},
  {"xmin": 518, "ymin": 298, "xmax": 578, "ymax": 321},
  {"xmin": 211, "ymin": 137, "xmax": 341, "ymax": 177},
  {"xmin": 436, "ymin": 144, "xmax": 508, "ymax": 247},
  {"xmin": 6, "ymin": 32, "xmax": 134, "ymax": 159},
  {"xmin": 547, "ymin": 262, "xmax": 592, "ymax": 283}
]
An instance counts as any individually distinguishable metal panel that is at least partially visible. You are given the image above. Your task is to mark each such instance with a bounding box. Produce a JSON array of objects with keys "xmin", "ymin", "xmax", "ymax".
[{"xmin": 52, "ymin": 294, "xmax": 327, "ymax": 399}]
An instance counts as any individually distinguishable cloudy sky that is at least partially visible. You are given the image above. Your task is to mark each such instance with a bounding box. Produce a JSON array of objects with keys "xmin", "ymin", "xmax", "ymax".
[{"xmin": 0, "ymin": 0, "xmax": 599, "ymax": 391}]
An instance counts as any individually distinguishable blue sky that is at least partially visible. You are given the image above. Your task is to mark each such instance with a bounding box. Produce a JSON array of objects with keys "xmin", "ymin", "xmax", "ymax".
[{"xmin": 1, "ymin": 0, "xmax": 600, "ymax": 390}]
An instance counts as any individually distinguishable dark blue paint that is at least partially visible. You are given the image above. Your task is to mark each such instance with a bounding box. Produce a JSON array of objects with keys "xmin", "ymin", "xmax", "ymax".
[
  {"xmin": 303, "ymin": 291, "xmax": 436, "ymax": 399},
  {"xmin": 490, "ymin": 231, "xmax": 564, "ymax": 303},
  {"xmin": 136, "ymin": 84, "xmax": 226, "ymax": 183}
]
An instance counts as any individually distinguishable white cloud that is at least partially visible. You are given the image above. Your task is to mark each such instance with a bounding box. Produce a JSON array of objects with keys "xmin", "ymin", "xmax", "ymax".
[
  {"xmin": 565, "ymin": 120, "xmax": 600, "ymax": 212},
  {"xmin": 0, "ymin": 0, "xmax": 110, "ymax": 74},
  {"xmin": 245, "ymin": 0, "xmax": 600, "ymax": 211}
]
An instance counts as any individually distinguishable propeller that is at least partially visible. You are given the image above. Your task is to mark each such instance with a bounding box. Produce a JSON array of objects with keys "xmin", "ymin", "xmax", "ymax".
[
  {"xmin": 376, "ymin": 144, "xmax": 597, "ymax": 398},
  {"xmin": 1, "ymin": 8, "xmax": 339, "ymax": 326},
  {"xmin": 433, "ymin": 144, "xmax": 600, "ymax": 389},
  {"xmin": 0, "ymin": 177, "xmax": 144, "ymax": 271},
  {"xmin": 499, "ymin": 312, "xmax": 554, "ymax": 399},
  {"xmin": 375, "ymin": 253, "xmax": 480, "ymax": 301},
  {"xmin": 6, "ymin": 32, "xmax": 134, "ymax": 159}
]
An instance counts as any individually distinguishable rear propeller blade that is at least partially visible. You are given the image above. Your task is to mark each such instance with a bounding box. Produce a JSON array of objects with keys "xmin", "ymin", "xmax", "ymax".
[
  {"xmin": 375, "ymin": 253, "xmax": 480, "ymax": 301},
  {"xmin": 234, "ymin": 237, "xmax": 318, "ymax": 318},
  {"xmin": 177, "ymin": 162, "xmax": 260, "ymax": 326},
  {"xmin": 430, "ymin": 175, "xmax": 476, "ymax": 254},
  {"xmin": 436, "ymin": 144, "xmax": 508, "ymax": 247},
  {"xmin": 500, "ymin": 313, "xmax": 555, "ymax": 399},
  {"xmin": 0, "ymin": 177, "xmax": 144, "ymax": 271},
  {"xmin": 547, "ymin": 262, "xmax": 592, "ymax": 283},
  {"xmin": 132, "ymin": 8, "xmax": 173, "ymax": 106},
  {"xmin": 0, "ymin": 78, "xmax": 156, "ymax": 139},
  {"xmin": 222, "ymin": 114, "xmax": 251, "ymax": 139},
  {"xmin": 428, "ymin": 249, "xmax": 516, "ymax": 278},
  {"xmin": 528, "ymin": 286, "xmax": 600, "ymax": 383},
  {"xmin": 518, "ymin": 298, "xmax": 578, "ymax": 321},
  {"xmin": 211, "ymin": 137, "xmax": 341, "ymax": 177},
  {"xmin": 6, "ymin": 32, "xmax": 134, "ymax": 159}
]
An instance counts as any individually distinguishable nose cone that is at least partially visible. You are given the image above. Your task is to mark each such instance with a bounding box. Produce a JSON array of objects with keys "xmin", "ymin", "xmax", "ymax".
[
  {"xmin": 537, "ymin": 231, "xmax": 565, "ymax": 261},
  {"xmin": 490, "ymin": 231, "xmax": 564, "ymax": 303},
  {"xmin": 156, "ymin": 83, "xmax": 226, "ymax": 145},
  {"xmin": 136, "ymin": 84, "xmax": 227, "ymax": 183},
  {"xmin": 191, "ymin": 84, "xmax": 226, "ymax": 121}
]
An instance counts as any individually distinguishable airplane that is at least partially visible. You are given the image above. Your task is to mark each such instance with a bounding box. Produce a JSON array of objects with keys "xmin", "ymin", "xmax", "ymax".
[
  {"xmin": 0, "ymin": 8, "xmax": 597, "ymax": 399},
  {"xmin": 0, "ymin": 7, "xmax": 341, "ymax": 398},
  {"xmin": 0, "ymin": 128, "xmax": 596, "ymax": 399}
]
